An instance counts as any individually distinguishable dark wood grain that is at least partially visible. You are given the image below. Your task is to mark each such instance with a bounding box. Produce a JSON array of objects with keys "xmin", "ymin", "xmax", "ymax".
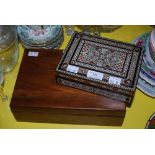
[{"xmin": 10, "ymin": 49, "xmax": 126, "ymax": 126}]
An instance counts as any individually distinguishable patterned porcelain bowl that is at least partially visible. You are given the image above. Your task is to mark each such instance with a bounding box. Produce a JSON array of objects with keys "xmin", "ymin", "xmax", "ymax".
[
  {"xmin": 17, "ymin": 25, "xmax": 64, "ymax": 49},
  {"xmin": 149, "ymin": 29, "xmax": 155, "ymax": 62}
]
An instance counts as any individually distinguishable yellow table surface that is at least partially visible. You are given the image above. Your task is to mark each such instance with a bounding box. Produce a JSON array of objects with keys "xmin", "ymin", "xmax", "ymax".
[{"xmin": 0, "ymin": 25, "xmax": 155, "ymax": 129}]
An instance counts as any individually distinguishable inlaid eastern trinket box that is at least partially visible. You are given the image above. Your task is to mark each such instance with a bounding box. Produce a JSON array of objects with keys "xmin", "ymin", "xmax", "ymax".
[{"xmin": 56, "ymin": 32, "xmax": 144, "ymax": 104}]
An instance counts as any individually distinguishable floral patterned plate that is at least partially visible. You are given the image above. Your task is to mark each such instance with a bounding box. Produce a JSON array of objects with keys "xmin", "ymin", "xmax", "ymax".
[{"xmin": 17, "ymin": 25, "xmax": 64, "ymax": 49}]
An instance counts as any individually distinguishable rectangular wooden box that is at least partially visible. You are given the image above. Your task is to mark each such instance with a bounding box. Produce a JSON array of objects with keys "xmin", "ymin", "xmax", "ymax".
[
  {"xmin": 10, "ymin": 49, "xmax": 126, "ymax": 126},
  {"xmin": 56, "ymin": 32, "xmax": 144, "ymax": 104}
]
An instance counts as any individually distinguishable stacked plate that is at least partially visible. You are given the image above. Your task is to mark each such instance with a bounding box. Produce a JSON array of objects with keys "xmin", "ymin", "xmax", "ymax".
[
  {"xmin": 17, "ymin": 25, "xmax": 64, "ymax": 49},
  {"xmin": 132, "ymin": 30, "xmax": 155, "ymax": 97},
  {"xmin": 146, "ymin": 112, "xmax": 155, "ymax": 129}
]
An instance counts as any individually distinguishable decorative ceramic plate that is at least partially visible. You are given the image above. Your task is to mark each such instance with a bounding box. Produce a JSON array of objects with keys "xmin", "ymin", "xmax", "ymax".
[
  {"xmin": 18, "ymin": 25, "xmax": 60, "ymax": 44},
  {"xmin": 137, "ymin": 77, "xmax": 155, "ymax": 97},
  {"xmin": 17, "ymin": 25, "xmax": 64, "ymax": 49},
  {"xmin": 146, "ymin": 112, "xmax": 155, "ymax": 129},
  {"xmin": 140, "ymin": 69, "xmax": 155, "ymax": 86},
  {"xmin": 149, "ymin": 30, "xmax": 155, "ymax": 62},
  {"xmin": 133, "ymin": 32, "xmax": 155, "ymax": 97},
  {"xmin": 133, "ymin": 32, "xmax": 155, "ymax": 78},
  {"xmin": 143, "ymin": 36, "xmax": 155, "ymax": 72},
  {"xmin": 22, "ymin": 27, "xmax": 64, "ymax": 49}
]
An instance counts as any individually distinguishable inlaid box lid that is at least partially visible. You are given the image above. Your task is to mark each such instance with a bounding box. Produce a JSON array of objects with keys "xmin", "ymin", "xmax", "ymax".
[{"xmin": 56, "ymin": 32, "xmax": 144, "ymax": 92}]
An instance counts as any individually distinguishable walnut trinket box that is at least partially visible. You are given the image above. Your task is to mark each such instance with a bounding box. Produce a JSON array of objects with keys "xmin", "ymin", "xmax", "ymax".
[
  {"xmin": 56, "ymin": 32, "xmax": 144, "ymax": 104},
  {"xmin": 10, "ymin": 49, "xmax": 126, "ymax": 126}
]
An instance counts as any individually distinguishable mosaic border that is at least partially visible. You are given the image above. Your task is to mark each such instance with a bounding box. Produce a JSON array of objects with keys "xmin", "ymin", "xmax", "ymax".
[{"xmin": 56, "ymin": 77, "xmax": 132, "ymax": 103}]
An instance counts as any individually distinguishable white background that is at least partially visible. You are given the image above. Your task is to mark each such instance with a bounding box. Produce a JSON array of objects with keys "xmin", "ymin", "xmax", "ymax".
[
  {"xmin": 0, "ymin": 0, "xmax": 155, "ymax": 24},
  {"xmin": 0, "ymin": 130, "xmax": 154, "ymax": 155}
]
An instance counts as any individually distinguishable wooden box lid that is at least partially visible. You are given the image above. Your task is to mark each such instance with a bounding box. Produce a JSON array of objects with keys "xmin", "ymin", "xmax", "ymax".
[{"xmin": 10, "ymin": 49, "xmax": 126, "ymax": 126}]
